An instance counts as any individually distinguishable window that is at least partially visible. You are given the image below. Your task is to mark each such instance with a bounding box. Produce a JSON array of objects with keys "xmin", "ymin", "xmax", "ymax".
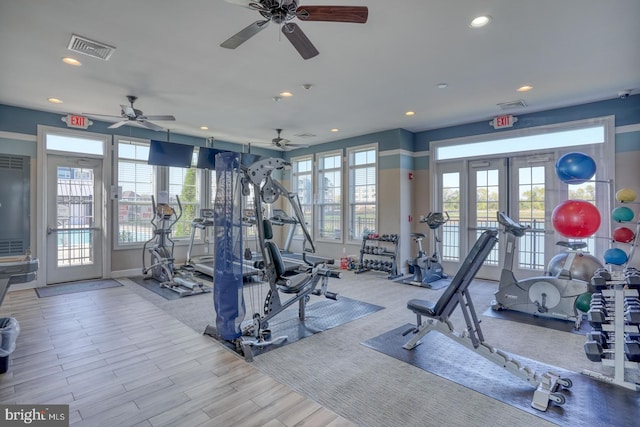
[
  {"xmin": 435, "ymin": 125, "xmax": 605, "ymax": 161},
  {"xmin": 168, "ymin": 163, "xmax": 201, "ymax": 239},
  {"xmin": 441, "ymin": 171, "xmax": 460, "ymax": 262},
  {"xmin": 517, "ymin": 166, "xmax": 546, "ymax": 270},
  {"xmin": 348, "ymin": 146, "xmax": 377, "ymax": 240},
  {"xmin": 116, "ymin": 138, "xmax": 202, "ymax": 246},
  {"xmin": 117, "ymin": 139, "xmax": 154, "ymax": 244},
  {"xmin": 432, "ymin": 116, "xmax": 614, "ymax": 281},
  {"xmin": 291, "ymin": 156, "xmax": 313, "ymax": 237},
  {"xmin": 317, "ymin": 152, "xmax": 342, "ymax": 240}
]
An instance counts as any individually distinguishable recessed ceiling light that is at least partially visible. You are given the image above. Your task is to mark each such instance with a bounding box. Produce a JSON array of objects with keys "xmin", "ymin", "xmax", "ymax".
[
  {"xmin": 200, "ymin": 126, "xmax": 209, "ymax": 130},
  {"xmin": 331, "ymin": 128, "xmax": 339, "ymax": 132},
  {"xmin": 470, "ymin": 15, "xmax": 492, "ymax": 28},
  {"xmin": 280, "ymin": 91, "xmax": 293, "ymax": 97},
  {"xmin": 62, "ymin": 57, "xmax": 82, "ymax": 66},
  {"xmin": 517, "ymin": 85, "xmax": 533, "ymax": 92},
  {"xmin": 48, "ymin": 97, "xmax": 63, "ymax": 104},
  {"xmin": 405, "ymin": 111, "xmax": 415, "ymax": 116},
  {"xmin": 436, "ymin": 83, "xmax": 448, "ymax": 89}
]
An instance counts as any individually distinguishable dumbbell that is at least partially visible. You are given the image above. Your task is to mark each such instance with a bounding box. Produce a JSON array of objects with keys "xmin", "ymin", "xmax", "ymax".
[
  {"xmin": 587, "ymin": 330, "xmax": 610, "ymax": 349},
  {"xmin": 588, "ymin": 305, "xmax": 610, "ymax": 326},
  {"xmin": 624, "ymin": 334, "xmax": 640, "ymax": 362},
  {"xmin": 584, "ymin": 340, "xmax": 605, "ymax": 362},
  {"xmin": 624, "ymin": 306, "xmax": 640, "ymax": 324}
]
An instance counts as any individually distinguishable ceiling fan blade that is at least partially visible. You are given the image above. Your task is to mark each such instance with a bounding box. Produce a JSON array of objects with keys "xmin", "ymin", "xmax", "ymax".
[
  {"xmin": 221, "ymin": 20, "xmax": 270, "ymax": 49},
  {"xmin": 282, "ymin": 23, "xmax": 319, "ymax": 60},
  {"xmin": 82, "ymin": 113, "xmax": 122, "ymax": 118},
  {"xmin": 224, "ymin": 0, "xmax": 261, "ymax": 9},
  {"xmin": 144, "ymin": 115, "xmax": 176, "ymax": 121},
  {"xmin": 120, "ymin": 104, "xmax": 136, "ymax": 118},
  {"xmin": 139, "ymin": 120, "xmax": 165, "ymax": 131},
  {"xmin": 297, "ymin": 6, "xmax": 368, "ymax": 23},
  {"xmin": 108, "ymin": 120, "xmax": 129, "ymax": 129},
  {"xmin": 285, "ymin": 143, "xmax": 310, "ymax": 148}
]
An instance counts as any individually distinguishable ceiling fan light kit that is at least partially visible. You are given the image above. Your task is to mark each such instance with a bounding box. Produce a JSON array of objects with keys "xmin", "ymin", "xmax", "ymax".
[{"xmin": 221, "ymin": 0, "xmax": 368, "ymax": 59}]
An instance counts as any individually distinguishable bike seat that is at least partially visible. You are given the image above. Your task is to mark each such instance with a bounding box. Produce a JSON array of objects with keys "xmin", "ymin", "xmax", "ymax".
[
  {"xmin": 556, "ymin": 241, "xmax": 587, "ymax": 250},
  {"xmin": 411, "ymin": 233, "xmax": 426, "ymax": 239}
]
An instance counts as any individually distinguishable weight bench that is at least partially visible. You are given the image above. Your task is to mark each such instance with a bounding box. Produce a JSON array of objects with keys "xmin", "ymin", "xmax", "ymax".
[{"xmin": 402, "ymin": 229, "xmax": 573, "ymax": 412}]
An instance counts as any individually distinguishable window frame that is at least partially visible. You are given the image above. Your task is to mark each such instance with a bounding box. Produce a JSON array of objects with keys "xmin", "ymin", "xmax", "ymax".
[
  {"xmin": 113, "ymin": 137, "xmax": 205, "ymax": 249},
  {"xmin": 315, "ymin": 149, "xmax": 344, "ymax": 242},
  {"xmin": 347, "ymin": 144, "xmax": 378, "ymax": 241},
  {"xmin": 290, "ymin": 154, "xmax": 314, "ymax": 240}
]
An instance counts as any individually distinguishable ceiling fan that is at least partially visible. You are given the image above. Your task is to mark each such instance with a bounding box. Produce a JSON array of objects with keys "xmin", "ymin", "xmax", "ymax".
[
  {"xmin": 271, "ymin": 129, "xmax": 309, "ymax": 150},
  {"xmin": 221, "ymin": 0, "xmax": 368, "ymax": 59},
  {"xmin": 84, "ymin": 95, "xmax": 176, "ymax": 131}
]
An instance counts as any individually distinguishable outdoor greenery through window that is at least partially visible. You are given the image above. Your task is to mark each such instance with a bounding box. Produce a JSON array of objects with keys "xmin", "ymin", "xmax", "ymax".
[
  {"xmin": 348, "ymin": 146, "xmax": 377, "ymax": 239},
  {"xmin": 169, "ymin": 163, "xmax": 201, "ymax": 240},
  {"xmin": 317, "ymin": 152, "xmax": 342, "ymax": 240}
]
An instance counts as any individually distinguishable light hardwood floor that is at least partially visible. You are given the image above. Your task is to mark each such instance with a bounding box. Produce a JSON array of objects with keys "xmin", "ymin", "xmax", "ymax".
[{"xmin": 0, "ymin": 286, "xmax": 355, "ymax": 427}]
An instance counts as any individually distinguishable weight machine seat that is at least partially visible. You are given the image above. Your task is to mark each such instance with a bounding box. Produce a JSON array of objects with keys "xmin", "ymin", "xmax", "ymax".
[
  {"xmin": 263, "ymin": 220, "xmax": 311, "ymax": 292},
  {"xmin": 407, "ymin": 229, "xmax": 499, "ymax": 320},
  {"xmin": 556, "ymin": 241, "xmax": 587, "ymax": 251}
]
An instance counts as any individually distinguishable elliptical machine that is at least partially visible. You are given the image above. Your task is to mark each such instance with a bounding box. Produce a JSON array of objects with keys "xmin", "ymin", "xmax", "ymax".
[
  {"xmin": 492, "ymin": 211, "xmax": 602, "ymax": 328},
  {"xmin": 403, "ymin": 212, "xmax": 449, "ymax": 287},
  {"xmin": 142, "ymin": 195, "xmax": 211, "ymax": 297}
]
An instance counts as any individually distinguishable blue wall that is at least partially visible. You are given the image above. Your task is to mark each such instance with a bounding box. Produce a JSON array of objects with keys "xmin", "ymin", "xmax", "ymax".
[{"xmin": 2, "ymin": 94, "xmax": 638, "ymax": 163}]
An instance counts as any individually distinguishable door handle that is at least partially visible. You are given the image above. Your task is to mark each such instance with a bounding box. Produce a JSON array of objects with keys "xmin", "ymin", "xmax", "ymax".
[{"xmin": 47, "ymin": 226, "xmax": 100, "ymax": 235}]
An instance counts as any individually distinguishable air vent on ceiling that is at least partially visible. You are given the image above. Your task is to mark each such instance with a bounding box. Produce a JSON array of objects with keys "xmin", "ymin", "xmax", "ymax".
[
  {"xmin": 294, "ymin": 133, "xmax": 317, "ymax": 138},
  {"xmin": 67, "ymin": 34, "xmax": 116, "ymax": 61},
  {"xmin": 497, "ymin": 99, "xmax": 527, "ymax": 110}
]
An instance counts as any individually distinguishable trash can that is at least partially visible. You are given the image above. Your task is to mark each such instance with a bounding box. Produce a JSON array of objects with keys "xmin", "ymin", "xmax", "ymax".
[{"xmin": 0, "ymin": 317, "xmax": 19, "ymax": 374}]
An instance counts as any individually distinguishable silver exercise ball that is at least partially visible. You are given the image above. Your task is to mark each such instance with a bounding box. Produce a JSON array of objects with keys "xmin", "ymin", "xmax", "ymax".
[{"xmin": 547, "ymin": 252, "xmax": 604, "ymax": 282}]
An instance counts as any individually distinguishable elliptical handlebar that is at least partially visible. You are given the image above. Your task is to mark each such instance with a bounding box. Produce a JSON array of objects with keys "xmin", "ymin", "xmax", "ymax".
[{"xmin": 497, "ymin": 211, "xmax": 529, "ymax": 238}]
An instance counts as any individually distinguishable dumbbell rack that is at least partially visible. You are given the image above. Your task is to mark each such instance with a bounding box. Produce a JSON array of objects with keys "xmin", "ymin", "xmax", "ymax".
[
  {"xmin": 355, "ymin": 234, "xmax": 401, "ymax": 279},
  {"xmin": 582, "ymin": 269, "xmax": 640, "ymax": 391}
]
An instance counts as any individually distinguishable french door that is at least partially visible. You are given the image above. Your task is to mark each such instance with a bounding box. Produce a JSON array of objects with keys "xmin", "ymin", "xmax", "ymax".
[
  {"xmin": 45, "ymin": 155, "xmax": 104, "ymax": 284},
  {"xmin": 438, "ymin": 155, "xmax": 557, "ymax": 281}
]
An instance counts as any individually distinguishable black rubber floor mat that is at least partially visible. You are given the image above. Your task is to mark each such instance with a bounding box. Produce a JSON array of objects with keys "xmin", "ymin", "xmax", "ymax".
[
  {"xmin": 362, "ymin": 324, "xmax": 639, "ymax": 427},
  {"xmin": 482, "ymin": 307, "xmax": 590, "ymax": 335},
  {"xmin": 207, "ymin": 296, "xmax": 384, "ymax": 358},
  {"xmin": 129, "ymin": 276, "xmax": 211, "ymax": 300},
  {"xmin": 35, "ymin": 279, "xmax": 122, "ymax": 298}
]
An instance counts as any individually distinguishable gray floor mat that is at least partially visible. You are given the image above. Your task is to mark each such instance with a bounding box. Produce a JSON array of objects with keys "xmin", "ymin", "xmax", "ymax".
[
  {"xmin": 35, "ymin": 279, "xmax": 122, "ymax": 297},
  {"xmin": 362, "ymin": 323, "xmax": 639, "ymax": 427}
]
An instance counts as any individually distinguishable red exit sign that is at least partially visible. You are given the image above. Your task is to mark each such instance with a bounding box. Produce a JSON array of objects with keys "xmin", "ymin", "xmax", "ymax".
[
  {"xmin": 490, "ymin": 114, "xmax": 518, "ymax": 129},
  {"xmin": 62, "ymin": 114, "xmax": 92, "ymax": 129}
]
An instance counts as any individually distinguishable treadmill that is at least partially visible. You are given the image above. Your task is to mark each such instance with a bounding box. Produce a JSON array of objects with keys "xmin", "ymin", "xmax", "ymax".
[
  {"xmin": 186, "ymin": 208, "xmax": 261, "ymax": 279},
  {"xmin": 269, "ymin": 209, "xmax": 334, "ymax": 268}
]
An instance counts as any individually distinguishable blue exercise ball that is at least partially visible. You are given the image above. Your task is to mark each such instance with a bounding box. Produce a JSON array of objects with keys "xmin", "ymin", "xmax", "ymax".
[
  {"xmin": 555, "ymin": 152, "xmax": 597, "ymax": 184},
  {"xmin": 603, "ymin": 248, "xmax": 628, "ymax": 266}
]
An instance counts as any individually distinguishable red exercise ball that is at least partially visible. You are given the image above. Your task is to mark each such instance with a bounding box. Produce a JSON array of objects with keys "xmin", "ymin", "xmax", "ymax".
[
  {"xmin": 612, "ymin": 226, "xmax": 635, "ymax": 243},
  {"xmin": 552, "ymin": 200, "xmax": 601, "ymax": 238}
]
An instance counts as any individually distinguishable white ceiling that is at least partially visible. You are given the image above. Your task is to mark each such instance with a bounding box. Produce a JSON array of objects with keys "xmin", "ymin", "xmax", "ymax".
[{"xmin": 1, "ymin": 0, "xmax": 639, "ymax": 149}]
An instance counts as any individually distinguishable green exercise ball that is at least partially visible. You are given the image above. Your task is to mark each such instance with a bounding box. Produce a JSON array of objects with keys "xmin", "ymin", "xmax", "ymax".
[{"xmin": 575, "ymin": 292, "xmax": 592, "ymax": 313}]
